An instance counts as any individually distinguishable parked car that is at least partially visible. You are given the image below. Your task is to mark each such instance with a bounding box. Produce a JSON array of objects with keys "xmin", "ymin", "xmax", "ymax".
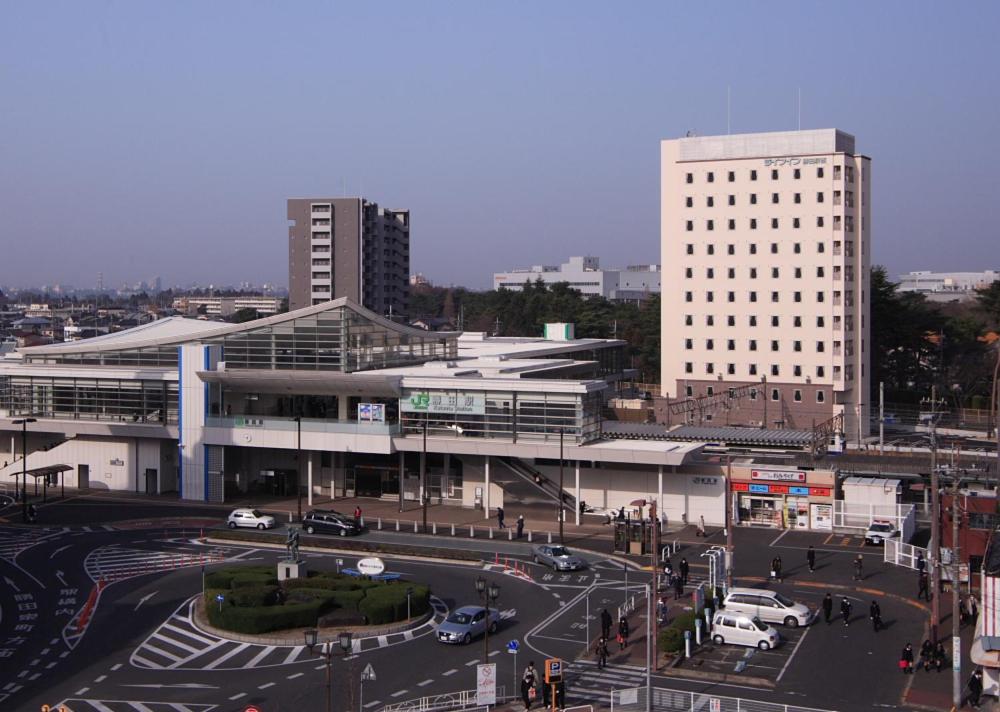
[
  {"xmin": 864, "ymin": 520, "xmax": 899, "ymax": 546},
  {"xmin": 722, "ymin": 587, "xmax": 813, "ymax": 628},
  {"xmin": 302, "ymin": 510, "xmax": 362, "ymax": 536},
  {"xmin": 226, "ymin": 508, "xmax": 276, "ymax": 530},
  {"xmin": 532, "ymin": 545, "xmax": 587, "ymax": 571},
  {"xmin": 436, "ymin": 605, "xmax": 500, "ymax": 645},
  {"xmin": 711, "ymin": 612, "xmax": 781, "ymax": 650}
]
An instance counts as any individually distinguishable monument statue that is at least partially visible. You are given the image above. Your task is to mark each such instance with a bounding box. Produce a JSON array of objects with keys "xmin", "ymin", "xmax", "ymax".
[{"xmin": 285, "ymin": 526, "xmax": 301, "ymax": 562}]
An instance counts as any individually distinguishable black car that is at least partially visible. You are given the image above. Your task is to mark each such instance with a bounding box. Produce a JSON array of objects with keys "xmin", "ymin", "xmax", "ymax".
[{"xmin": 302, "ymin": 510, "xmax": 362, "ymax": 537}]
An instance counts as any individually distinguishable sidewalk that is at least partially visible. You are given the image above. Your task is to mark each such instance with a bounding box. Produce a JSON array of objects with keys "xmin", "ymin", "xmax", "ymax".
[{"xmin": 904, "ymin": 613, "xmax": 995, "ymax": 711}]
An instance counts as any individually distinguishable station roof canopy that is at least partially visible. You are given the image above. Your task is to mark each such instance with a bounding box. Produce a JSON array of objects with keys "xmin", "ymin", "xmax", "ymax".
[{"xmin": 7, "ymin": 464, "xmax": 73, "ymax": 479}]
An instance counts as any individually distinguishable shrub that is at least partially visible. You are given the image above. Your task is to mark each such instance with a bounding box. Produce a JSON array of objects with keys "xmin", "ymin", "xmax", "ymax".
[
  {"xmin": 658, "ymin": 627, "xmax": 685, "ymax": 653},
  {"xmin": 671, "ymin": 610, "xmax": 699, "ymax": 632},
  {"xmin": 205, "ymin": 566, "xmax": 277, "ymax": 590},
  {"xmin": 358, "ymin": 583, "xmax": 430, "ymax": 624},
  {"xmin": 229, "ymin": 585, "xmax": 280, "ymax": 608},
  {"xmin": 231, "ymin": 573, "xmax": 278, "ymax": 589},
  {"xmin": 204, "ymin": 588, "xmax": 339, "ymax": 634}
]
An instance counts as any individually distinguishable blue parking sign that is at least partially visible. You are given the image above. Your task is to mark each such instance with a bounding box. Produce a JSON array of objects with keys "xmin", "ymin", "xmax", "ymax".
[{"xmin": 507, "ymin": 640, "xmax": 519, "ymax": 653}]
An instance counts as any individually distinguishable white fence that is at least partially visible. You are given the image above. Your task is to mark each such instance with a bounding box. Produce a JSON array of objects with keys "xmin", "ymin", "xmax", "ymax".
[
  {"xmin": 833, "ymin": 501, "xmax": 916, "ymax": 540},
  {"xmin": 884, "ymin": 538, "xmax": 927, "ymax": 570},
  {"xmin": 611, "ymin": 686, "xmax": 839, "ymax": 712},
  {"xmin": 381, "ymin": 687, "xmax": 508, "ymax": 712}
]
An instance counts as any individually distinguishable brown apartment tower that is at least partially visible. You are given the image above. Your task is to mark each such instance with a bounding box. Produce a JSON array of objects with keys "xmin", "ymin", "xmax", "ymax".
[{"xmin": 288, "ymin": 197, "xmax": 410, "ymax": 316}]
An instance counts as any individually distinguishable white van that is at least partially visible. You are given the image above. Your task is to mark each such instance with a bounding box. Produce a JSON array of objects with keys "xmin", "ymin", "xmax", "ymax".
[
  {"xmin": 722, "ymin": 587, "xmax": 813, "ymax": 628},
  {"xmin": 711, "ymin": 612, "xmax": 780, "ymax": 650}
]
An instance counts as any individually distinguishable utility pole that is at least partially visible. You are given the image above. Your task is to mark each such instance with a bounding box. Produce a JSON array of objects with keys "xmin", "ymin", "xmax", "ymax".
[
  {"xmin": 761, "ymin": 375, "xmax": 768, "ymax": 430},
  {"xmin": 422, "ymin": 417, "xmax": 428, "ymax": 532},
  {"xmin": 725, "ymin": 455, "xmax": 734, "ymax": 591},
  {"xmin": 879, "ymin": 381, "xmax": 885, "ymax": 456},
  {"xmin": 928, "ymin": 386, "xmax": 942, "ymax": 642},
  {"xmin": 558, "ymin": 428, "xmax": 565, "ymax": 544},
  {"xmin": 647, "ymin": 501, "xmax": 658, "ymax": 712},
  {"xmin": 952, "ymin": 477, "xmax": 962, "ymax": 712}
]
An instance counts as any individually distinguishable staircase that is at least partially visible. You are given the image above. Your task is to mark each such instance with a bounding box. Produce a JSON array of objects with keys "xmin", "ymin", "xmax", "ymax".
[
  {"xmin": 495, "ymin": 456, "xmax": 577, "ymax": 511},
  {"xmin": 0, "ymin": 437, "xmax": 75, "ymax": 482}
]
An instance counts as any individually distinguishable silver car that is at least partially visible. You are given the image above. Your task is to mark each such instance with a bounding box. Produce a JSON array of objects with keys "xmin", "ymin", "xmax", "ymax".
[
  {"xmin": 436, "ymin": 605, "xmax": 500, "ymax": 645},
  {"xmin": 532, "ymin": 544, "xmax": 587, "ymax": 571}
]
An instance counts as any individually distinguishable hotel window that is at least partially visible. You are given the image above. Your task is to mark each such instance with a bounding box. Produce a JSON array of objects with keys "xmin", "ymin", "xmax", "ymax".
[
  {"xmin": 816, "ymin": 390, "xmax": 826, "ymax": 403},
  {"xmin": 685, "ymin": 291, "xmax": 693, "ymax": 302},
  {"xmin": 685, "ymin": 338, "xmax": 693, "ymax": 349},
  {"xmin": 817, "ymin": 266, "xmax": 825, "ymax": 278},
  {"xmin": 771, "ymin": 340, "xmax": 779, "ymax": 351},
  {"xmin": 685, "ymin": 267, "xmax": 693, "ymax": 278},
  {"xmin": 816, "ymin": 341, "xmax": 825, "ymax": 352},
  {"xmin": 727, "ymin": 244, "xmax": 735, "ymax": 255},
  {"xmin": 686, "ymin": 173, "xmax": 693, "ymax": 183},
  {"xmin": 846, "ymin": 165, "xmax": 855, "ymax": 183},
  {"xmin": 771, "ymin": 388, "xmax": 780, "ymax": 401},
  {"xmin": 706, "ymin": 291, "xmax": 714, "ymax": 302},
  {"xmin": 707, "ymin": 220, "xmax": 714, "ymax": 231},
  {"xmin": 817, "ymin": 167, "xmax": 824, "ymax": 178},
  {"xmin": 793, "ymin": 217, "xmax": 800, "ymax": 228},
  {"xmin": 686, "ymin": 243, "xmax": 694, "ymax": 254},
  {"xmin": 685, "ymin": 384, "xmax": 693, "ymax": 396},
  {"xmin": 817, "ymin": 316, "xmax": 825, "ymax": 327},
  {"xmin": 706, "ymin": 386, "xmax": 714, "ymax": 396},
  {"xmin": 728, "ymin": 194, "xmax": 736, "ymax": 206},
  {"xmin": 727, "ymin": 339, "xmax": 735, "ymax": 350},
  {"xmin": 794, "ymin": 168, "xmax": 801, "ymax": 179},
  {"xmin": 706, "ymin": 363, "xmax": 714, "ymax": 374},
  {"xmin": 794, "ymin": 316, "xmax": 802, "ymax": 327},
  {"xmin": 750, "ymin": 388, "xmax": 758, "ymax": 401},
  {"xmin": 771, "ymin": 316, "xmax": 780, "ymax": 327},
  {"xmin": 794, "ymin": 365, "xmax": 802, "ymax": 377},
  {"xmin": 727, "ymin": 315, "xmax": 736, "ymax": 326},
  {"xmin": 794, "ymin": 192, "xmax": 801, "ymax": 204},
  {"xmin": 771, "ymin": 218, "xmax": 779, "ymax": 229},
  {"xmin": 707, "ymin": 196, "xmax": 714, "ymax": 207},
  {"xmin": 834, "ymin": 165, "xmax": 842, "ymax": 180},
  {"xmin": 727, "ymin": 267, "xmax": 735, "ymax": 278},
  {"xmin": 793, "ymin": 340, "xmax": 802, "ymax": 352},
  {"xmin": 749, "ymin": 243, "xmax": 757, "ymax": 254},
  {"xmin": 793, "ymin": 389, "xmax": 802, "ymax": 402},
  {"xmin": 750, "ymin": 193, "xmax": 757, "ymax": 205},
  {"xmin": 749, "ymin": 364, "xmax": 758, "ymax": 375},
  {"xmin": 706, "ymin": 339, "xmax": 714, "ymax": 350},
  {"xmin": 728, "ymin": 219, "xmax": 736, "ymax": 230},
  {"xmin": 817, "ymin": 216, "xmax": 825, "ymax": 227},
  {"xmin": 707, "ymin": 171, "xmax": 715, "ymax": 183},
  {"xmin": 727, "ymin": 291, "xmax": 735, "ymax": 302},
  {"xmin": 772, "ymin": 192, "xmax": 780, "ymax": 204},
  {"xmin": 749, "ymin": 291, "xmax": 757, "ymax": 302},
  {"xmin": 771, "ymin": 267, "xmax": 780, "ymax": 278},
  {"xmin": 750, "ymin": 169, "xmax": 758, "ymax": 181},
  {"xmin": 771, "ymin": 169, "xmax": 779, "ymax": 180},
  {"xmin": 817, "ymin": 191, "xmax": 825, "ymax": 203},
  {"xmin": 817, "ymin": 366, "xmax": 825, "ymax": 378},
  {"xmin": 794, "ymin": 291, "xmax": 802, "ymax": 302},
  {"xmin": 771, "ymin": 365, "xmax": 780, "ymax": 376},
  {"xmin": 833, "ymin": 216, "xmax": 842, "ymax": 230},
  {"xmin": 817, "ymin": 291, "xmax": 825, "ymax": 302},
  {"xmin": 727, "ymin": 363, "xmax": 736, "ymax": 375},
  {"xmin": 686, "ymin": 221, "xmax": 693, "ymax": 231},
  {"xmin": 794, "ymin": 265, "xmax": 801, "ymax": 276},
  {"xmin": 685, "ymin": 363, "xmax": 693, "ymax": 374},
  {"xmin": 728, "ymin": 171, "xmax": 735, "ymax": 182},
  {"xmin": 685, "ymin": 197, "xmax": 693, "ymax": 207},
  {"xmin": 749, "ymin": 339, "xmax": 757, "ymax": 351},
  {"xmin": 750, "ymin": 219, "xmax": 757, "ymax": 229},
  {"xmin": 707, "ymin": 244, "xmax": 715, "ymax": 255},
  {"xmin": 707, "ymin": 267, "xmax": 714, "ymax": 278},
  {"xmin": 749, "ymin": 315, "xmax": 757, "ymax": 327},
  {"xmin": 685, "ymin": 315, "xmax": 693, "ymax": 326},
  {"xmin": 706, "ymin": 315, "xmax": 714, "ymax": 326},
  {"xmin": 818, "ymin": 241, "xmax": 825, "ymax": 253}
]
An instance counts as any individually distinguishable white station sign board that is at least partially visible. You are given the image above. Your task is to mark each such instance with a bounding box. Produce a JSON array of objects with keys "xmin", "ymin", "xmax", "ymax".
[{"xmin": 357, "ymin": 557, "xmax": 386, "ymax": 576}]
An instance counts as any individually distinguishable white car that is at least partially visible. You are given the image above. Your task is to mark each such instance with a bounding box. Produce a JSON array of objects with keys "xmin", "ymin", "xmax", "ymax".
[
  {"xmin": 723, "ymin": 587, "xmax": 813, "ymax": 628},
  {"xmin": 711, "ymin": 612, "xmax": 781, "ymax": 650},
  {"xmin": 227, "ymin": 508, "xmax": 276, "ymax": 530},
  {"xmin": 864, "ymin": 520, "xmax": 898, "ymax": 546}
]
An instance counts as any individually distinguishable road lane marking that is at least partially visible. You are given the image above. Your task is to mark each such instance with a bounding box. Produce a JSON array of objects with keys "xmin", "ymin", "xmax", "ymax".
[
  {"xmin": 776, "ymin": 622, "xmax": 811, "ymax": 682},
  {"xmin": 465, "ymin": 659, "xmax": 480, "ymax": 666},
  {"xmin": 245, "ymin": 645, "xmax": 276, "ymax": 668},
  {"xmin": 488, "ymin": 650, "xmax": 500, "ymax": 657},
  {"xmin": 110, "ymin": 663, "xmax": 122, "ymax": 671},
  {"xmin": 363, "ymin": 701, "xmax": 381, "ymax": 709},
  {"xmin": 142, "ymin": 643, "xmax": 184, "ymax": 663},
  {"xmin": 229, "ymin": 693, "xmax": 247, "ymax": 700},
  {"xmin": 258, "ymin": 682, "xmax": 276, "ymax": 689},
  {"xmin": 152, "ymin": 632, "xmax": 202, "ymax": 655},
  {"xmin": 75, "ymin": 687, "xmax": 89, "ymax": 695},
  {"xmin": 283, "ymin": 645, "xmax": 305, "ymax": 664},
  {"xmin": 204, "ymin": 642, "xmax": 250, "ymax": 669},
  {"xmin": 390, "ymin": 689, "xmax": 409, "ymax": 698},
  {"xmin": 94, "ymin": 675, "xmax": 107, "ymax": 683},
  {"xmin": 287, "ymin": 672, "xmax": 304, "ymax": 679},
  {"xmin": 418, "ymin": 679, "xmax": 433, "ymax": 686},
  {"xmin": 443, "ymin": 668, "xmax": 457, "ymax": 676}
]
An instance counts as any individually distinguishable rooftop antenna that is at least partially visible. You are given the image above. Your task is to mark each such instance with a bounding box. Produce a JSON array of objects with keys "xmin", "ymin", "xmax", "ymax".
[{"xmin": 727, "ymin": 86, "xmax": 731, "ymax": 135}]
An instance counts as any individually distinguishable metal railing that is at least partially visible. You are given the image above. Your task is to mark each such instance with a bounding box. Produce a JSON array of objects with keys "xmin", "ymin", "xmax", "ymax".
[
  {"xmin": 610, "ymin": 686, "xmax": 839, "ymax": 712},
  {"xmin": 885, "ymin": 538, "xmax": 927, "ymax": 571},
  {"xmin": 381, "ymin": 686, "xmax": 509, "ymax": 712},
  {"xmin": 205, "ymin": 415, "xmax": 400, "ymax": 436}
]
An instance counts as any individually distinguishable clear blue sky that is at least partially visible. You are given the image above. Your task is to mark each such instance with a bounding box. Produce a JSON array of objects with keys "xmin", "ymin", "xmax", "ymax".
[{"xmin": 2, "ymin": 0, "xmax": 997, "ymax": 290}]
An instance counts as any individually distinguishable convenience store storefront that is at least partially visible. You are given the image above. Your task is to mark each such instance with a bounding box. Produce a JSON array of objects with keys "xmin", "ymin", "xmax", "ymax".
[{"xmin": 731, "ymin": 466, "xmax": 835, "ymax": 530}]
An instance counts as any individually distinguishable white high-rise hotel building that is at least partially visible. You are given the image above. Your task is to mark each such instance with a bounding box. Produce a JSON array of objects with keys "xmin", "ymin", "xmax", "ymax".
[{"xmin": 660, "ymin": 129, "xmax": 870, "ymax": 440}]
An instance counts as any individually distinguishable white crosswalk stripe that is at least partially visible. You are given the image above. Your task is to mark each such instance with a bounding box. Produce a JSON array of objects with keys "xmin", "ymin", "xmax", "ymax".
[
  {"xmin": 131, "ymin": 596, "xmax": 450, "ymax": 671},
  {"xmin": 566, "ymin": 660, "xmax": 648, "ymax": 702},
  {"xmin": 52, "ymin": 700, "xmax": 216, "ymax": 712}
]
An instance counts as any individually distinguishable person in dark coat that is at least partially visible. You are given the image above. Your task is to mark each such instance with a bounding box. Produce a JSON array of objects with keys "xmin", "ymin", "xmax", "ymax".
[
  {"xmin": 595, "ymin": 636, "xmax": 609, "ymax": 669},
  {"xmin": 869, "ymin": 600, "xmax": 882, "ymax": 632},
  {"xmin": 933, "ymin": 641, "xmax": 947, "ymax": 672},
  {"xmin": 969, "ymin": 668, "xmax": 984, "ymax": 708},
  {"xmin": 919, "ymin": 639, "xmax": 934, "ymax": 671},
  {"xmin": 679, "ymin": 557, "xmax": 689, "ymax": 586},
  {"xmin": 822, "ymin": 593, "xmax": 833, "ymax": 625},
  {"xmin": 900, "ymin": 643, "xmax": 915, "ymax": 674},
  {"xmin": 918, "ymin": 572, "xmax": 931, "ymax": 601},
  {"xmin": 521, "ymin": 661, "xmax": 537, "ymax": 709},
  {"xmin": 916, "ymin": 552, "xmax": 926, "ymax": 575},
  {"xmin": 771, "ymin": 556, "xmax": 783, "ymax": 582},
  {"xmin": 618, "ymin": 616, "xmax": 630, "ymax": 649},
  {"xmin": 807, "ymin": 546, "xmax": 816, "ymax": 573},
  {"xmin": 853, "ymin": 554, "xmax": 864, "ymax": 581},
  {"xmin": 840, "ymin": 597, "xmax": 852, "ymax": 626},
  {"xmin": 600, "ymin": 608, "xmax": 612, "ymax": 640},
  {"xmin": 673, "ymin": 574, "xmax": 684, "ymax": 600},
  {"xmin": 516, "ymin": 515, "xmax": 525, "ymax": 539},
  {"xmin": 497, "ymin": 507, "xmax": 506, "ymax": 529}
]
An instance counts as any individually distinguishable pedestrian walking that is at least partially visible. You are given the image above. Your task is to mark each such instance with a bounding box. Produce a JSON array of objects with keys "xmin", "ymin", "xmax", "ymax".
[
  {"xmin": 916, "ymin": 552, "xmax": 926, "ymax": 575},
  {"xmin": 919, "ymin": 639, "xmax": 934, "ymax": 672},
  {"xmin": 497, "ymin": 506, "xmax": 506, "ymax": 529},
  {"xmin": 969, "ymin": 668, "xmax": 984, "ymax": 708},
  {"xmin": 353, "ymin": 505, "xmax": 362, "ymax": 527},
  {"xmin": 595, "ymin": 636, "xmax": 609, "ymax": 669},
  {"xmin": 664, "ymin": 559, "xmax": 673, "ymax": 580},
  {"xmin": 960, "ymin": 597, "xmax": 970, "ymax": 626},
  {"xmin": 869, "ymin": 600, "xmax": 882, "ymax": 632},
  {"xmin": 853, "ymin": 554, "xmax": 864, "ymax": 581},
  {"xmin": 697, "ymin": 515, "xmax": 706, "ymax": 537},
  {"xmin": 807, "ymin": 545, "xmax": 816, "ymax": 573},
  {"xmin": 617, "ymin": 506, "xmax": 626, "ymax": 521},
  {"xmin": 521, "ymin": 662, "xmax": 537, "ymax": 710},
  {"xmin": 900, "ymin": 643, "xmax": 915, "ymax": 674},
  {"xmin": 969, "ymin": 593, "xmax": 979, "ymax": 623},
  {"xmin": 714, "ymin": 586, "xmax": 724, "ymax": 611},
  {"xmin": 918, "ymin": 572, "xmax": 931, "ymax": 601},
  {"xmin": 933, "ymin": 641, "xmax": 946, "ymax": 673},
  {"xmin": 770, "ymin": 556, "xmax": 783, "ymax": 583},
  {"xmin": 600, "ymin": 608, "xmax": 612, "ymax": 640},
  {"xmin": 618, "ymin": 616, "xmax": 630, "ymax": 650},
  {"xmin": 673, "ymin": 573, "xmax": 684, "ymax": 600},
  {"xmin": 840, "ymin": 596, "xmax": 852, "ymax": 626},
  {"xmin": 822, "ymin": 593, "xmax": 833, "ymax": 625},
  {"xmin": 516, "ymin": 514, "xmax": 525, "ymax": 539},
  {"xmin": 679, "ymin": 557, "xmax": 689, "ymax": 586}
]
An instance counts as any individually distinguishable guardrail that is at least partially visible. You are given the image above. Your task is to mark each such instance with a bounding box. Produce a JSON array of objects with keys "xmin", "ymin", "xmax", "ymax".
[
  {"xmin": 381, "ymin": 686, "xmax": 510, "ymax": 712},
  {"xmin": 610, "ymin": 685, "xmax": 838, "ymax": 712}
]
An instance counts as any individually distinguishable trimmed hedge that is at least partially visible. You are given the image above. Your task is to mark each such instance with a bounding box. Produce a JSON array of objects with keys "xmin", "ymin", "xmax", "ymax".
[
  {"xmin": 229, "ymin": 584, "xmax": 281, "ymax": 608},
  {"xmin": 359, "ymin": 584, "xmax": 430, "ymax": 624},
  {"xmin": 657, "ymin": 610, "xmax": 701, "ymax": 654},
  {"xmin": 205, "ymin": 587, "xmax": 339, "ymax": 634},
  {"xmin": 205, "ymin": 566, "xmax": 278, "ymax": 590}
]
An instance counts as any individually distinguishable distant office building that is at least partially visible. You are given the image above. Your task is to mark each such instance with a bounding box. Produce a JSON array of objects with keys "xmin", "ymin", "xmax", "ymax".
[
  {"xmin": 897, "ymin": 270, "xmax": 999, "ymax": 303},
  {"xmin": 288, "ymin": 198, "xmax": 410, "ymax": 317},
  {"xmin": 172, "ymin": 296, "xmax": 282, "ymax": 317},
  {"xmin": 493, "ymin": 256, "xmax": 661, "ymax": 302},
  {"xmin": 661, "ymin": 128, "xmax": 871, "ymax": 440}
]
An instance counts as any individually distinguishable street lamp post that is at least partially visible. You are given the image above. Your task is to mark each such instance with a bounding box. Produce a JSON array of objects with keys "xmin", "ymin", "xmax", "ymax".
[
  {"xmin": 475, "ymin": 575, "xmax": 500, "ymax": 661},
  {"xmin": 406, "ymin": 586, "xmax": 414, "ymax": 620},
  {"xmin": 558, "ymin": 428, "xmax": 565, "ymax": 543},
  {"xmin": 12, "ymin": 418, "xmax": 37, "ymax": 523},
  {"xmin": 305, "ymin": 629, "xmax": 352, "ymax": 712},
  {"xmin": 422, "ymin": 416, "xmax": 428, "ymax": 532},
  {"xmin": 294, "ymin": 416, "xmax": 302, "ymax": 522}
]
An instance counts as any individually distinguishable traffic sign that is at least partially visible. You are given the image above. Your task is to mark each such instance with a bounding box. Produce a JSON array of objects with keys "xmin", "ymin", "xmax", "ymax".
[
  {"xmin": 245, "ymin": 706, "xmax": 261, "ymax": 712},
  {"xmin": 362, "ymin": 663, "xmax": 376, "ymax": 681},
  {"xmin": 216, "ymin": 594, "xmax": 225, "ymax": 602},
  {"xmin": 507, "ymin": 639, "xmax": 519, "ymax": 654},
  {"xmin": 545, "ymin": 657, "xmax": 563, "ymax": 683}
]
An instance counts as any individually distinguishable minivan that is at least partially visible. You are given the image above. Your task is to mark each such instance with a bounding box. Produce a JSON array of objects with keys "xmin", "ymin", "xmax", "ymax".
[
  {"xmin": 711, "ymin": 612, "xmax": 780, "ymax": 650},
  {"xmin": 302, "ymin": 510, "xmax": 362, "ymax": 537},
  {"xmin": 722, "ymin": 587, "xmax": 813, "ymax": 628}
]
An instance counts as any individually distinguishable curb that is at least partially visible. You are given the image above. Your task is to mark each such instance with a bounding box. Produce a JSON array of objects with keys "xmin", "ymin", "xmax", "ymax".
[{"xmin": 660, "ymin": 665, "xmax": 775, "ymax": 689}]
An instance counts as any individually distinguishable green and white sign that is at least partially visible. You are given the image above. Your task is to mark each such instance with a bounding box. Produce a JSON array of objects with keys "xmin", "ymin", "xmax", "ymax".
[{"xmin": 401, "ymin": 390, "xmax": 485, "ymax": 415}]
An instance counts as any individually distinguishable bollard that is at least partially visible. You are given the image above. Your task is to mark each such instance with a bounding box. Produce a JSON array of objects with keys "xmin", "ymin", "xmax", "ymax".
[
  {"xmin": 684, "ymin": 630, "xmax": 692, "ymax": 658},
  {"xmin": 395, "ymin": 519, "xmax": 400, "ymax": 531},
  {"xmin": 451, "ymin": 524, "xmax": 456, "ymax": 536},
  {"xmin": 289, "ymin": 511, "xmax": 293, "ymax": 522},
  {"xmin": 547, "ymin": 531, "xmax": 552, "ymax": 543},
  {"xmin": 527, "ymin": 530, "xmax": 533, "ymax": 542},
  {"xmin": 695, "ymin": 618, "xmax": 703, "ymax": 645},
  {"xmin": 414, "ymin": 520, "xmax": 418, "ymax": 533},
  {"xmin": 377, "ymin": 517, "xmax": 382, "ymax": 530},
  {"xmin": 704, "ymin": 608, "xmax": 713, "ymax": 632},
  {"xmin": 489, "ymin": 527, "xmax": 494, "ymax": 539},
  {"xmin": 508, "ymin": 528, "xmax": 513, "ymax": 541},
  {"xmin": 432, "ymin": 522, "xmax": 437, "ymax": 535},
  {"xmin": 469, "ymin": 525, "xmax": 475, "ymax": 538}
]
